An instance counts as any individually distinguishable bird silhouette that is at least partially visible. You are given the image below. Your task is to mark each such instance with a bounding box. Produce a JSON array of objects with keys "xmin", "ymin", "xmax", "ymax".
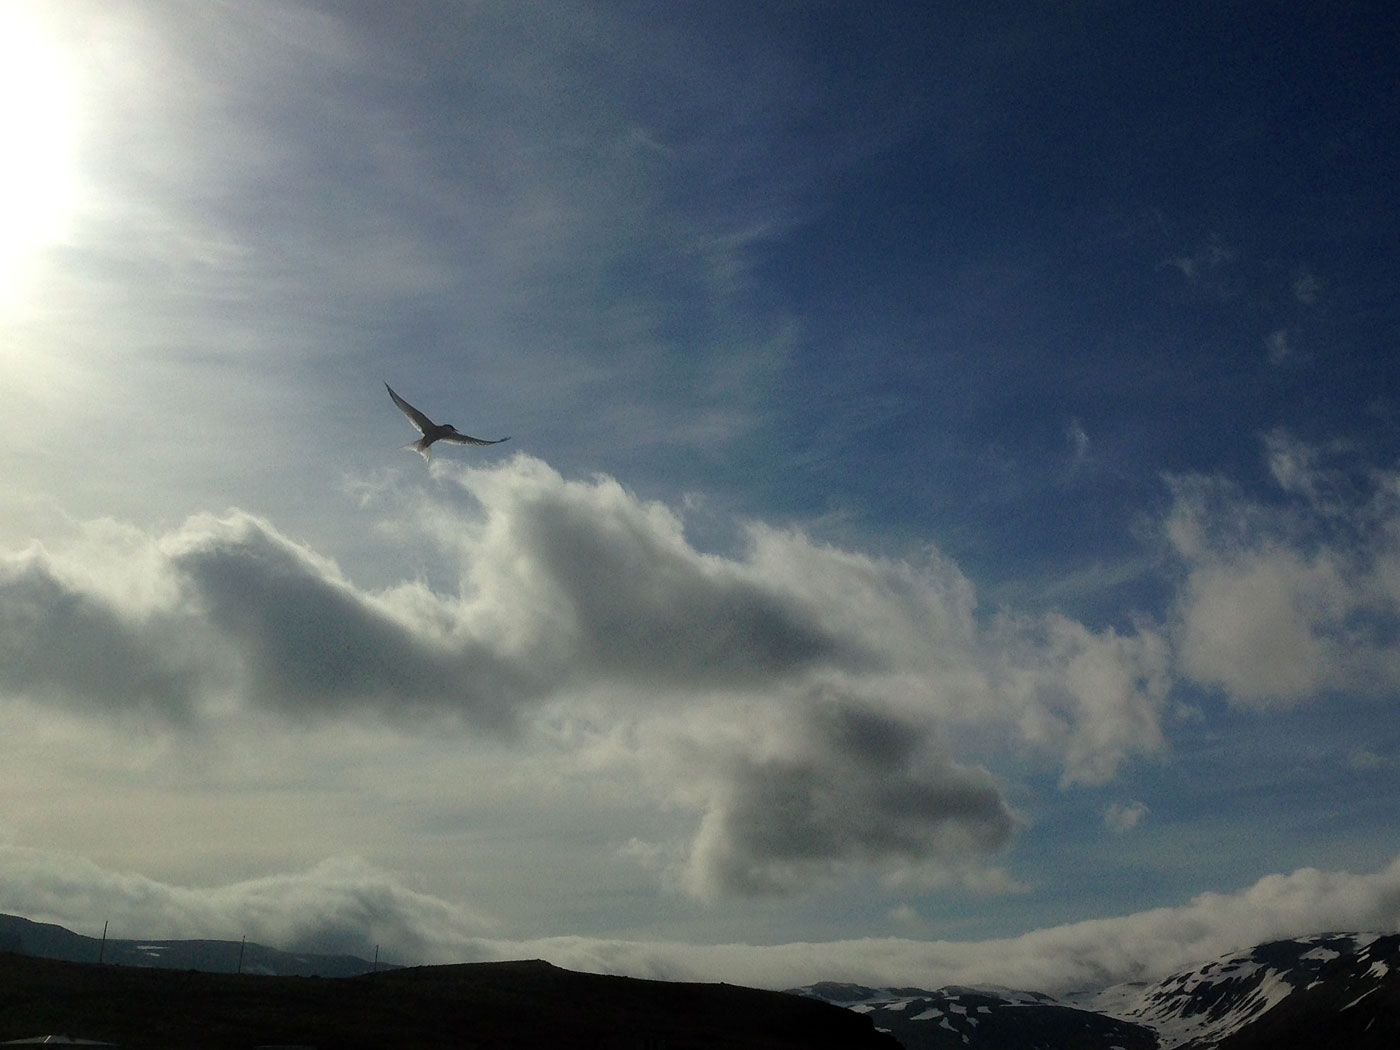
[{"xmin": 385, "ymin": 382, "xmax": 509, "ymax": 461}]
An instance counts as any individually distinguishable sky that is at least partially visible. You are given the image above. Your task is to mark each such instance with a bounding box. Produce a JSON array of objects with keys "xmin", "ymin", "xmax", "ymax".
[{"xmin": 1, "ymin": 0, "xmax": 1399, "ymax": 995}]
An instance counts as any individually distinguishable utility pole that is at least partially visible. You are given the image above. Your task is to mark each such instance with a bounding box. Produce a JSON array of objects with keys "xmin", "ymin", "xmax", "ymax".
[
  {"xmin": 98, "ymin": 921, "xmax": 108, "ymax": 965},
  {"xmin": 236, "ymin": 935, "xmax": 246, "ymax": 975}
]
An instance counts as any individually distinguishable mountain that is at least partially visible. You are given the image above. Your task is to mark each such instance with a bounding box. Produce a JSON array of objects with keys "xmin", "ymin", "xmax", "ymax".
[
  {"xmin": 6, "ymin": 914, "xmax": 1395, "ymax": 1049},
  {"xmin": 1095, "ymin": 932, "xmax": 1400, "ymax": 1050},
  {"xmin": 795, "ymin": 932, "xmax": 1400, "ymax": 1050},
  {"xmin": 1211, "ymin": 932, "xmax": 1400, "ymax": 1050},
  {"xmin": 790, "ymin": 982, "xmax": 1156, "ymax": 1050},
  {"xmin": 0, "ymin": 913, "xmax": 381, "ymax": 977},
  {"xmin": 0, "ymin": 951, "xmax": 897, "ymax": 1050}
]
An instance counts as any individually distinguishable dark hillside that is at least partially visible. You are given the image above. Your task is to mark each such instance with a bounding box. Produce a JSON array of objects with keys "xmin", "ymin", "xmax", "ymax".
[{"xmin": 0, "ymin": 952, "xmax": 899, "ymax": 1050}]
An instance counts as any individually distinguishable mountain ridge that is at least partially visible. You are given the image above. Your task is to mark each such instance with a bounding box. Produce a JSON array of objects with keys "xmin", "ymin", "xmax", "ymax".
[
  {"xmin": 1091, "ymin": 931, "xmax": 1386, "ymax": 1048},
  {"xmin": 793, "ymin": 931, "xmax": 1400, "ymax": 1050},
  {"xmin": 0, "ymin": 912, "xmax": 380, "ymax": 977},
  {"xmin": 4, "ymin": 914, "xmax": 1397, "ymax": 1049}
]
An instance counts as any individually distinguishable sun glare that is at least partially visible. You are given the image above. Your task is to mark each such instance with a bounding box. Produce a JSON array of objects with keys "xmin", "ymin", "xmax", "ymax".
[{"xmin": 0, "ymin": 3, "xmax": 79, "ymax": 299}]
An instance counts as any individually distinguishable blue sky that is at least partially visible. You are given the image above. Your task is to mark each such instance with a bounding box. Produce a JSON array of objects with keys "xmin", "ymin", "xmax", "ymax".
[{"xmin": 1, "ymin": 0, "xmax": 1399, "ymax": 992}]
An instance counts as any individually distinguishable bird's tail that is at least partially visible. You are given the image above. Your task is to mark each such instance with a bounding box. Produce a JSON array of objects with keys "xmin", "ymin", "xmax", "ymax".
[{"xmin": 402, "ymin": 439, "xmax": 432, "ymax": 462}]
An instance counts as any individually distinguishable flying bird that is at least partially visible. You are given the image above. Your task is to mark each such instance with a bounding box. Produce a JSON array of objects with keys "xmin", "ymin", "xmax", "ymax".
[{"xmin": 385, "ymin": 382, "xmax": 509, "ymax": 462}]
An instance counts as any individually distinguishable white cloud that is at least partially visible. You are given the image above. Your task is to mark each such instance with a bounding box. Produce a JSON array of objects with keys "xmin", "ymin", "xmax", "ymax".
[
  {"xmin": 1067, "ymin": 418, "xmax": 1090, "ymax": 462},
  {"xmin": 1266, "ymin": 328, "xmax": 1295, "ymax": 365},
  {"xmin": 1263, "ymin": 429, "xmax": 1362, "ymax": 513},
  {"xmin": 1167, "ymin": 434, "xmax": 1400, "ymax": 707},
  {"xmin": 3, "ymin": 846, "xmax": 1397, "ymax": 996},
  {"xmin": 986, "ymin": 613, "xmax": 1170, "ymax": 786},
  {"xmin": 1349, "ymin": 746, "xmax": 1398, "ymax": 772},
  {"xmin": 1103, "ymin": 800, "xmax": 1149, "ymax": 834},
  {"xmin": 1159, "ymin": 235, "xmax": 1237, "ymax": 292},
  {"xmin": 888, "ymin": 903, "xmax": 920, "ymax": 925},
  {"xmin": 0, "ymin": 455, "xmax": 1173, "ymax": 899},
  {"xmin": 1173, "ymin": 542, "xmax": 1349, "ymax": 703},
  {"xmin": 1292, "ymin": 268, "xmax": 1321, "ymax": 305}
]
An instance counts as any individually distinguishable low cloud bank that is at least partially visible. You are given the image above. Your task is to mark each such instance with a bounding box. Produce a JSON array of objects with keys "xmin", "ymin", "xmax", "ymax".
[
  {"xmin": 3, "ymin": 846, "xmax": 1397, "ymax": 995},
  {"xmin": 477, "ymin": 857, "xmax": 1400, "ymax": 993},
  {"xmin": 0, "ymin": 454, "xmax": 1171, "ymax": 897},
  {"xmin": 0, "ymin": 848, "xmax": 492, "ymax": 965}
]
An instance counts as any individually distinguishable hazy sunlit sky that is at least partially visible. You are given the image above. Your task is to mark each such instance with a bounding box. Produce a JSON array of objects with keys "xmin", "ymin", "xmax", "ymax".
[{"xmin": 2, "ymin": 0, "xmax": 1399, "ymax": 993}]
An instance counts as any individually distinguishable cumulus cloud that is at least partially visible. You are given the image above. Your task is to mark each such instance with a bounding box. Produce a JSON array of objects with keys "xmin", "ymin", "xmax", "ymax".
[
  {"xmin": 441, "ymin": 456, "xmax": 856, "ymax": 693},
  {"xmin": 3, "ymin": 845, "xmax": 1397, "ymax": 995},
  {"xmin": 1167, "ymin": 432, "xmax": 1400, "ymax": 706},
  {"xmin": 675, "ymin": 690, "xmax": 1016, "ymax": 899},
  {"xmin": 0, "ymin": 454, "xmax": 1173, "ymax": 897},
  {"xmin": 986, "ymin": 613, "xmax": 1170, "ymax": 787}
]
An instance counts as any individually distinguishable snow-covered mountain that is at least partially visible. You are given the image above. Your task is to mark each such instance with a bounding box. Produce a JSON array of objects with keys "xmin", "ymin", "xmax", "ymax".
[
  {"xmin": 790, "ymin": 981, "xmax": 1156, "ymax": 1050},
  {"xmin": 794, "ymin": 932, "xmax": 1399, "ymax": 1050},
  {"xmin": 1095, "ymin": 932, "xmax": 1399, "ymax": 1050}
]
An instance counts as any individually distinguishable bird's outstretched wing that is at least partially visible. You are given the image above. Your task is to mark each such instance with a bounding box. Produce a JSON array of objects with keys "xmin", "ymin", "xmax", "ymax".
[
  {"xmin": 385, "ymin": 382, "xmax": 435, "ymax": 435},
  {"xmin": 440, "ymin": 432, "xmax": 510, "ymax": 447}
]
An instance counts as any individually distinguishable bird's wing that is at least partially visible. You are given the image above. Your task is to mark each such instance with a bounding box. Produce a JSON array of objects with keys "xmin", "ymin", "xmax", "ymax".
[
  {"xmin": 385, "ymin": 382, "xmax": 435, "ymax": 435},
  {"xmin": 441, "ymin": 433, "xmax": 511, "ymax": 447}
]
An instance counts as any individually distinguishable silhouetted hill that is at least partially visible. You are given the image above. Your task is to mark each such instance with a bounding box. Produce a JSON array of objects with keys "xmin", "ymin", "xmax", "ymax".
[
  {"xmin": 0, "ymin": 914, "xmax": 378, "ymax": 977},
  {"xmin": 0, "ymin": 951, "xmax": 898, "ymax": 1050}
]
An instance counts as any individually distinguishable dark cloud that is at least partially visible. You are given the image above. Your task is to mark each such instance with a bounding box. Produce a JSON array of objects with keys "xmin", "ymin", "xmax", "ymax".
[
  {"xmin": 168, "ymin": 515, "xmax": 531, "ymax": 731},
  {"xmin": 681, "ymin": 693, "xmax": 1016, "ymax": 898},
  {"xmin": 478, "ymin": 471, "xmax": 861, "ymax": 689},
  {"xmin": 0, "ymin": 555, "xmax": 195, "ymax": 722}
]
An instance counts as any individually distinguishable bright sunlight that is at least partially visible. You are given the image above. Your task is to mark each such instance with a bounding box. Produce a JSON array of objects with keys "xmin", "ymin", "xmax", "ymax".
[{"xmin": 0, "ymin": 2, "xmax": 79, "ymax": 299}]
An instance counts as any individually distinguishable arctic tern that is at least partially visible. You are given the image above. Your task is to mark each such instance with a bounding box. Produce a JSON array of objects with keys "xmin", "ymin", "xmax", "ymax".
[{"xmin": 385, "ymin": 382, "xmax": 509, "ymax": 461}]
